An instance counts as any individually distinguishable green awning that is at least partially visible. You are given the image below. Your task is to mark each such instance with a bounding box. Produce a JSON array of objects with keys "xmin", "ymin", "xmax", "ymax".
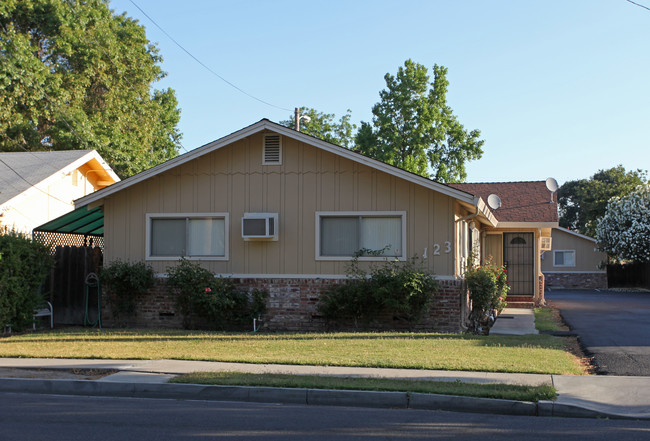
[{"xmin": 33, "ymin": 205, "xmax": 104, "ymax": 236}]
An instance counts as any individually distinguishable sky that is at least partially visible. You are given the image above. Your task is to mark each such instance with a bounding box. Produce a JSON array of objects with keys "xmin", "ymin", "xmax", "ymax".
[{"xmin": 108, "ymin": 0, "xmax": 650, "ymax": 186}]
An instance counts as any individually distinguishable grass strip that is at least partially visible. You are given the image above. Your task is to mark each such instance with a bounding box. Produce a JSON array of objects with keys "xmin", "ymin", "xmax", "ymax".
[
  {"xmin": 170, "ymin": 371, "xmax": 557, "ymax": 402},
  {"xmin": 0, "ymin": 329, "xmax": 585, "ymax": 375},
  {"xmin": 534, "ymin": 307, "xmax": 564, "ymax": 332}
]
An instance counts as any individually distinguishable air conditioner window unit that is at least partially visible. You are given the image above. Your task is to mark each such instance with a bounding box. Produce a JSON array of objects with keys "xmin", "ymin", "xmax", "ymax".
[
  {"xmin": 540, "ymin": 237, "xmax": 552, "ymax": 251},
  {"xmin": 242, "ymin": 213, "xmax": 278, "ymax": 241}
]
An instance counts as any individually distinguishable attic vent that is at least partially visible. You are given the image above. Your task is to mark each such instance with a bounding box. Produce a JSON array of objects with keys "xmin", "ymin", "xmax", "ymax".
[{"xmin": 263, "ymin": 134, "xmax": 282, "ymax": 165}]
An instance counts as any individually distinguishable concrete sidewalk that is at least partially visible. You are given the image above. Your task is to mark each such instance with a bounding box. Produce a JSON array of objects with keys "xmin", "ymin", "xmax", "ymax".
[{"xmin": 0, "ymin": 357, "xmax": 649, "ymax": 420}]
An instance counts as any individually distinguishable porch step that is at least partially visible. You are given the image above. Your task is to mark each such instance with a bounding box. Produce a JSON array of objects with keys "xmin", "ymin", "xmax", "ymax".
[{"xmin": 505, "ymin": 296, "xmax": 535, "ymax": 309}]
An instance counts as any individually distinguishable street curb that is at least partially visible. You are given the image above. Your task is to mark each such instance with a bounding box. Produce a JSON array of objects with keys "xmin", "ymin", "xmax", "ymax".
[{"xmin": 0, "ymin": 377, "xmax": 644, "ymax": 420}]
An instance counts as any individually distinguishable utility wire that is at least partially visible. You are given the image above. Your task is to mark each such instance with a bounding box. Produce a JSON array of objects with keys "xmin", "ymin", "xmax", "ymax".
[
  {"xmin": 128, "ymin": 0, "xmax": 293, "ymax": 112},
  {"xmin": 64, "ymin": 0, "xmax": 189, "ymax": 154},
  {"xmin": 626, "ymin": 0, "xmax": 650, "ymax": 12}
]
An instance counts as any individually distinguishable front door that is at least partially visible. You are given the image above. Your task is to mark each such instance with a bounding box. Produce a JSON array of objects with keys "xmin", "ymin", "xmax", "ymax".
[{"xmin": 503, "ymin": 232, "xmax": 534, "ymax": 296}]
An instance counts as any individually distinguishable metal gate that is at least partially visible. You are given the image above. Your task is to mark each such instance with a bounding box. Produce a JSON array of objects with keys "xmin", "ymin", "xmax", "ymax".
[{"xmin": 503, "ymin": 232, "xmax": 534, "ymax": 296}]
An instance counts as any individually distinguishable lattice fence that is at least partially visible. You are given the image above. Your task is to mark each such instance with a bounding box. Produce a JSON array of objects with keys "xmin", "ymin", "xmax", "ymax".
[{"xmin": 33, "ymin": 231, "xmax": 104, "ymax": 254}]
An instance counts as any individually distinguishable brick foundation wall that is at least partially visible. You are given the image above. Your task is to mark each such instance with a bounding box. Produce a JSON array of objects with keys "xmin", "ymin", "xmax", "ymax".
[
  {"xmin": 102, "ymin": 277, "xmax": 467, "ymax": 333},
  {"xmin": 544, "ymin": 272, "xmax": 608, "ymax": 290}
]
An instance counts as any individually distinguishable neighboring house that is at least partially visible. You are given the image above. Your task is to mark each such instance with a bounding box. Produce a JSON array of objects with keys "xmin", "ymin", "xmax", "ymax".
[
  {"xmin": 70, "ymin": 119, "xmax": 558, "ymax": 330},
  {"xmin": 541, "ymin": 227, "xmax": 608, "ymax": 289},
  {"xmin": 0, "ymin": 150, "xmax": 119, "ymax": 235}
]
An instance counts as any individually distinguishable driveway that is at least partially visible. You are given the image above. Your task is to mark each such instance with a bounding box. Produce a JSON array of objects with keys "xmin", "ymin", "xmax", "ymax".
[{"xmin": 545, "ymin": 290, "xmax": 650, "ymax": 376}]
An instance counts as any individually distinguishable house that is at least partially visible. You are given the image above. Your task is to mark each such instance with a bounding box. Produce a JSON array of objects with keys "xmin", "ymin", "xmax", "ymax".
[
  {"xmin": 71, "ymin": 120, "xmax": 558, "ymax": 330},
  {"xmin": 447, "ymin": 181, "xmax": 559, "ymax": 308},
  {"xmin": 0, "ymin": 150, "xmax": 119, "ymax": 236},
  {"xmin": 541, "ymin": 227, "xmax": 608, "ymax": 289}
]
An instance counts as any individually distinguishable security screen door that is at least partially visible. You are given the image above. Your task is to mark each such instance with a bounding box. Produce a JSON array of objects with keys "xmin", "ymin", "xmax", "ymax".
[{"xmin": 503, "ymin": 232, "xmax": 534, "ymax": 296}]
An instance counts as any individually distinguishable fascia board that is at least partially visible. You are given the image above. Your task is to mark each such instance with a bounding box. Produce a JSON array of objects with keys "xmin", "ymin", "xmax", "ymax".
[{"xmin": 497, "ymin": 221, "xmax": 559, "ymax": 229}]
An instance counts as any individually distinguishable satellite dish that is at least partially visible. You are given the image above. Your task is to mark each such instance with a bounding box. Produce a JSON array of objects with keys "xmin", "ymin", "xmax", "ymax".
[
  {"xmin": 546, "ymin": 177, "xmax": 559, "ymax": 192},
  {"xmin": 546, "ymin": 177, "xmax": 559, "ymax": 203},
  {"xmin": 487, "ymin": 194, "xmax": 502, "ymax": 210}
]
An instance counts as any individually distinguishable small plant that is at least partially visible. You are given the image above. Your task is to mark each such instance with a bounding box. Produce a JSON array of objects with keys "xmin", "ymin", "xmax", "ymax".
[
  {"xmin": 464, "ymin": 257, "xmax": 509, "ymax": 334},
  {"xmin": 166, "ymin": 259, "xmax": 268, "ymax": 330},
  {"xmin": 100, "ymin": 260, "xmax": 155, "ymax": 322},
  {"xmin": 0, "ymin": 230, "xmax": 54, "ymax": 331},
  {"xmin": 317, "ymin": 251, "xmax": 438, "ymax": 328}
]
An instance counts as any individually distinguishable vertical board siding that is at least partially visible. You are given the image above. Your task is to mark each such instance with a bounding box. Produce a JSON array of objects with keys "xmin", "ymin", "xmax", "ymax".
[{"xmin": 105, "ymin": 132, "xmax": 457, "ymax": 276}]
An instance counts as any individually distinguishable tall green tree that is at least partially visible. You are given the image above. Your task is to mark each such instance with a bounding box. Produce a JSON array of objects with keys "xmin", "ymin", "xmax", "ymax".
[
  {"xmin": 558, "ymin": 166, "xmax": 648, "ymax": 238},
  {"xmin": 280, "ymin": 107, "xmax": 356, "ymax": 149},
  {"xmin": 356, "ymin": 60, "xmax": 484, "ymax": 182},
  {"xmin": 0, "ymin": 0, "xmax": 182, "ymax": 178}
]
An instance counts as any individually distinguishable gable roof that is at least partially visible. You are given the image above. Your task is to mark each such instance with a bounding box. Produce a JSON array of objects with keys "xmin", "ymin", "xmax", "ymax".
[
  {"xmin": 554, "ymin": 226, "xmax": 598, "ymax": 243},
  {"xmin": 0, "ymin": 150, "xmax": 119, "ymax": 206},
  {"xmin": 448, "ymin": 181, "xmax": 558, "ymax": 226},
  {"xmin": 75, "ymin": 119, "xmax": 499, "ymax": 226}
]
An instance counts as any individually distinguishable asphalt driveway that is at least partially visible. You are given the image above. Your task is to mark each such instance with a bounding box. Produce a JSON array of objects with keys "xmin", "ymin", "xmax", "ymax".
[{"xmin": 546, "ymin": 289, "xmax": 650, "ymax": 376}]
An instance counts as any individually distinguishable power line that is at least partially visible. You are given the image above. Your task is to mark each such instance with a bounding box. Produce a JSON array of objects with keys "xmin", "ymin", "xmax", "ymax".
[
  {"xmin": 64, "ymin": 0, "xmax": 189, "ymax": 154},
  {"xmin": 128, "ymin": 0, "xmax": 293, "ymax": 112},
  {"xmin": 626, "ymin": 0, "xmax": 650, "ymax": 12}
]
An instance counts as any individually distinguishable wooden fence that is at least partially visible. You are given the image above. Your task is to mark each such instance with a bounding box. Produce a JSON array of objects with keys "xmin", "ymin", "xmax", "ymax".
[
  {"xmin": 607, "ymin": 262, "xmax": 650, "ymax": 290},
  {"xmin": 45, "ymin": 246, "xmax": 103, "ymax": 325}
]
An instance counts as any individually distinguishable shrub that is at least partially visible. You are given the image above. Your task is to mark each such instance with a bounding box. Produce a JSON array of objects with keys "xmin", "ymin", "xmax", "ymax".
[
  {"xmin": 464, "ymin": 257, "xmax": 509, "ymax": 334},
  {"xmin": 100, "ymin": 260, "xmax": 155, "ymax": 322},
  {"xmin": 0, "ymin": 230, "xmax": 54, "ymax": 331},
  {"xmin": 166, "ymin": 259, "xmax": 268, "ymax": 330},
  {"xmin": 317, "ymin": 252, "xmax": 438, "ymax": 328}
]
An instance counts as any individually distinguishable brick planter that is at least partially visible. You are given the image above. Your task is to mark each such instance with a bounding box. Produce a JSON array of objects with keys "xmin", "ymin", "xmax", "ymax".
[
  {"xmin": 102, "ymin": 277, "xmax": 467, "ymax": 333},
  {"xmin": 544, "ymin": 272, "xmax": 608, "ymax": 290}
]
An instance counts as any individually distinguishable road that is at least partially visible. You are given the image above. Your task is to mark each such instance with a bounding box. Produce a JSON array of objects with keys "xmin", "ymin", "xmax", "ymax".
[
  {"xmin": 546, "ymin": 290, "xmax": 650, "ymax": 376},
  {"xmin": 2, "ymin": 392, "xmax": 650, "ymax": 441}
]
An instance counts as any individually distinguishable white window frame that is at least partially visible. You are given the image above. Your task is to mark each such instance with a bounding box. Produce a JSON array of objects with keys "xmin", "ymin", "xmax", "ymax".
[
  {"xmin": 146, "ymin": 213, "xmax": 229, "ymax": 261},
  {"xmin": 315, "ymin": 211, "xmax": 407, "ymax": 261},
  {"xmin": 553, "ymin": 249, "xmax": 576, "ymax": 267}
]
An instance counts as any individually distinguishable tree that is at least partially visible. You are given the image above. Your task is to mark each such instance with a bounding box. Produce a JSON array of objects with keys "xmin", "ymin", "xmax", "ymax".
[
  {"xmin": 280, "ymin": 107, "xmax": 356, "ymax": 149},
  {"xmin": 558, "ymin": 166, "xmax": 648, "ymax": 238},
  {"xmin": 596, "ymin": 184, "xmax": 650, "ymax": 263},
  {"xmin": 356, "ymin": 60, "xmax": 484, "ymax": 182},
  {"xmin": 0, "ymin": 0, "xmax": 182, "ymax": 178}
]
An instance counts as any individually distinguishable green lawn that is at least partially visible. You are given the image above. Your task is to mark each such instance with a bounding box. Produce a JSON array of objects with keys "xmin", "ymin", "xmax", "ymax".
[
  {"xmin": 171, "ymin": 371, "xmax": 557, "ymax": 402},
  {"xmin": 0, "ymin": 328, "xmax": 584, "ymax": 375},
  {"xmin": 534, "ymin": 307, "xmax": 566, "ymax": 332}
]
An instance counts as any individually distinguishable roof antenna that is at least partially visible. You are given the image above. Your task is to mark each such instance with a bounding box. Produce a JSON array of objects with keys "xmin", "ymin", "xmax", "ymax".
[{"xmin": 545, "ymin": 177, "xmax": 558, "ymax": 204}]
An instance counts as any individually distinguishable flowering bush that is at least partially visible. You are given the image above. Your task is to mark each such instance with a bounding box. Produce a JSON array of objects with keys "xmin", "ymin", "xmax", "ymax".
[
  {"xmin": 464, "ymin": 257, "xmax": 509, "ymax": 334},
  {"xmin": 166, "ymin": 259, "xmax": 267, "ymax": 330},
  {"xmin": 596, "ymin": 184, "xmax": 650, "ymax": 263}
]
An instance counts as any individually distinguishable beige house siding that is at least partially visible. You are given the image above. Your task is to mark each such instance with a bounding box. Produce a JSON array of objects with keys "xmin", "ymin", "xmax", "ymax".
[
  {"xmin": 104, "ymin": 132, "xmax": 458, "ymax": 276},
  {"xmin": 542, "ymin": 228, "xmax": 606, "ymax": 273}
]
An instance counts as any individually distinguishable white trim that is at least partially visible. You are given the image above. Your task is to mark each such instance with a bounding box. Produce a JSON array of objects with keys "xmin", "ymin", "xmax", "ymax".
[
  {"xmin": 315, "ymin": 211, "xmax": 407, "ymax": 261},
  {"xmin": 497, "ymin": 221, "xmax": 559, "ymax": 229},
  {"xmin": 145, "ymin": 212, "xmax": 230, "ymax": 261},
  {"xmin": 153, "ymin": 273, "xmax": 461, "ymax": 281},
  {"xmin": 75, "ymin": 120, "xmax": 483, "ymax": 210},
  {"xmin": 555, "ymin": 227, "xmax": 598, "ymax": 243},
  {"xmin": 553, "ymin": 249, "xmax": 576, "ymax": 267},
  {"xmin": 543, "ymin": 270, "xmax": 606, "ymax": 274}
]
